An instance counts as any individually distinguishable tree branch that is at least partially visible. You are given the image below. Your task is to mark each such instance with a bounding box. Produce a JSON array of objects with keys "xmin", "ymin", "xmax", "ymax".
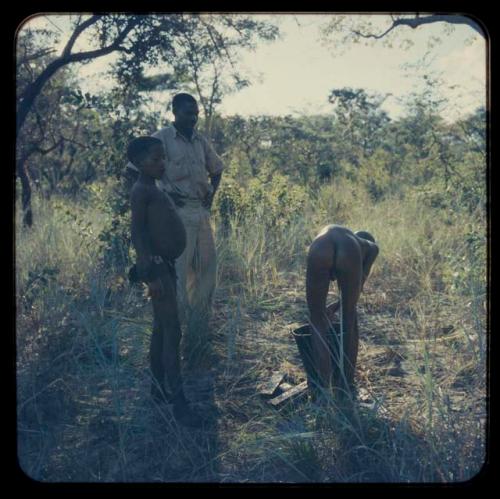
[
  {"xmin": 18, "ymin": 48, "xmax": 57, "ymax": 66},
  {"xmin": 59, "ymin": 135, "xmax": 89, "ymax": 149},
  {"xmin": 33, "ymin": 139, "xmax": 64, "ymax": 156},
  {"xmin": 199, "ymin": 17, "xmax": 236, "ymax": 68},
  {"xmin": 352, "ymin": 22, "xmax": 400, "ymax": 40},
  {"xmin": 17, "ymin": 17, "xmax": 141, "ymax": 136},
  {"xmin": 62, "ymin": 19, "xmax": 138, "ymax": 64},
  {"xmin": 61, "ymin": 15, "xmax": 101, "ymax": 58},
  {"xmin": 353, "ymin": 15, "xmax": 484, "ymax": 40},
  {"xmin": 182, "ymin": 31, "xmax": 209, "ymax": 120}
]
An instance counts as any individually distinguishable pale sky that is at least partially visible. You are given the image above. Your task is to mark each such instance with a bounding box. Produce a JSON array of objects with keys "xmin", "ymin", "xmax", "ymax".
[
  {"xmin": 218, "ymin": 14, "xmax": 486, "ymax": 121},
  {"xmin": 19, "ymin": 13, "xmax": 487, "ymax": 122}
]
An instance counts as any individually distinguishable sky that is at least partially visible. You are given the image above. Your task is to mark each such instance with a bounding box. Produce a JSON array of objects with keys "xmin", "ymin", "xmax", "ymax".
[
  {"xmin": 19, "ymin": 13, "xmax": 487, "ymax": 123},
  {"xmin": 217, "ymin": 14, "xmax": 486, "ymax": 121}
]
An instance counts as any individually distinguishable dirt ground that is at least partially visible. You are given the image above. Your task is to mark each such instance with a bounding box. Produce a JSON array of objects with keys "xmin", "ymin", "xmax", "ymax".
[{"xmin": 17, "ymin": 275, "xmax": 486, "ymax": 483}]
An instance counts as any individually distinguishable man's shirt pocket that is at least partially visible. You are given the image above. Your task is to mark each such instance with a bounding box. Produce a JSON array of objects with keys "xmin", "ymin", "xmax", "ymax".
[{"xmin": 166, "ymin": 157, "xmax": 190, "ymax": 182}]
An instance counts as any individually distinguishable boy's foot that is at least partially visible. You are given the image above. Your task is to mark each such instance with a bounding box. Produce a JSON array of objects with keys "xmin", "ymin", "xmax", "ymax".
[{"xmin": 172, "ymin": 400, "xmax": 204, "ymax": 428}]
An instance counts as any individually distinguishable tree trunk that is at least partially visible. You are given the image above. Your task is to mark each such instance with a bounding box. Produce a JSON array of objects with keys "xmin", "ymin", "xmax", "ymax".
[
  {"xmin": 17, "ymin": 58, "xmax": 66, "ymax": 136},
  {"xmin": 16, "ymin": 159, "xmax": 33, "ymax": 227}
]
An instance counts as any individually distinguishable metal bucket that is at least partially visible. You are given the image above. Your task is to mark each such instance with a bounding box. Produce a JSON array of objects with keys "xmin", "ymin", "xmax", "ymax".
[
  {"xmin": 291, "ymin": 323, "xmax": 321, "ymax": 390},
  {"xmin": 292, "ymin": 301, "xmax": 340, "ymax": 390},
  {"xmin": 291, "ymin": 311, "xmax": 341, "ymax": 393}
]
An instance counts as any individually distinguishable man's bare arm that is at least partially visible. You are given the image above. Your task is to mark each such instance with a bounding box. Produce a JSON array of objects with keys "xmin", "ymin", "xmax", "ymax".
[
  {"xmin": 202, "ymin": 135, "xmax": 224, "ymax": 209},
  {"xmin": 203, "ymin": 172, "xmax": 222, "ymax": 209}
]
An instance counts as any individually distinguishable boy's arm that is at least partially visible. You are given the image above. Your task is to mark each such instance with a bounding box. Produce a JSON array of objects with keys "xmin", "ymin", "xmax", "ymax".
[
  {"xmin": 130, "ymin": 187, "xmax": 154, "ymax": 282},
  {"xmin": 361, "ymin": 242, "xmax": 379, "ymax": 291}
]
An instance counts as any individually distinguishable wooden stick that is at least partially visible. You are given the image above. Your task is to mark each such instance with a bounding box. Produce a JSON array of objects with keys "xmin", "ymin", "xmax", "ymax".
[
  {"xmin": 268, "ymin": 381, "xmax": 308, "ymax": 407},
  {"xmin": 259, "ymin": 372, "xmax": 285, "ymax": 397}
]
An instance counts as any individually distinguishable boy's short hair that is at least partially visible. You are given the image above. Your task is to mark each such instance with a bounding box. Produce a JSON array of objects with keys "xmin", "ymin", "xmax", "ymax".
[
  {"xmin": 355, "ymin": 230, "xmax": 376, "ymax": 243},
  {"xmin": 127, "ymin": 136, "xmax": 163, "ymax": 167},
  {"xmin": 172, "ymin": 93, "xmax": 197, "ymax": 112}
]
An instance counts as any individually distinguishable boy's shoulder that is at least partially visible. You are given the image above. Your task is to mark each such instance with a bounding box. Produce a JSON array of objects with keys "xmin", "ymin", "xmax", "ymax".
[{"xmin": 130, "ymin": 179, "xmax": 158, "ymax": 201}]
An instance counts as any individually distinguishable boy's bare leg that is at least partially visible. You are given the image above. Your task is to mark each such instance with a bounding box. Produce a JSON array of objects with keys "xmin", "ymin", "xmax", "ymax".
[
  {"xmin": 149, "ymin": 315, "xmax": 171, "ymax": 401},
  {"xmin": 336, "ymin": 240, "xmax": 362, "ymax": 393},
  {"xmin": 306, "ymin": 241, "xmax": 335, "ymax": 392},
  {"xmin": 151, "ymin": 265, "xmax": 185, "ymax": 400},
  {"xmin": 152, "ymin": 263, "xmax": 203, "ymax": 427}
]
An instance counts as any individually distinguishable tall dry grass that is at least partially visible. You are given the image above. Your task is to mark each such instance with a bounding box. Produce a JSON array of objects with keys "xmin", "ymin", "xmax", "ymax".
[{"xmin": 16, "ymin": 180, "xmax": 487, "ymax": 482}]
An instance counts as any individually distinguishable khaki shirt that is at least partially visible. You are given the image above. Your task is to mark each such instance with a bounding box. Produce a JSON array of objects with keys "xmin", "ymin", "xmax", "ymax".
[{"xmin": 127, "ymin": 125, "xmax": 224, "ymax": 201}]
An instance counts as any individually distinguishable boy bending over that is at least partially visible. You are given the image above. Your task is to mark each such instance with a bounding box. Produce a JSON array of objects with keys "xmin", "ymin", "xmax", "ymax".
[{"xmin": 306, "ymin": 225, "xmax": 379, "ymax": 397}]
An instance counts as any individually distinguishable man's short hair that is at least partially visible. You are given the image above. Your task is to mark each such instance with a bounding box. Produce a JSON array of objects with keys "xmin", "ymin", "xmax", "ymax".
[
  {"xmin": 172, "ymin": 93, "xmax": 197, "ymax": 112},
  {"xmin": 355, "ymin": 230, "xmax": 376, "ymax": 243},
  {"xmin": 127, "ymin": 136, "xmax": 163, "ymax": 167}
]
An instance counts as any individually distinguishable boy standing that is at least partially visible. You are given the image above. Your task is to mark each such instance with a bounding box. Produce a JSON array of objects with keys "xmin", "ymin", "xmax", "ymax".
[{"xmin": 128, "ymin": 136, "xmax": 202, "ymax": 427}]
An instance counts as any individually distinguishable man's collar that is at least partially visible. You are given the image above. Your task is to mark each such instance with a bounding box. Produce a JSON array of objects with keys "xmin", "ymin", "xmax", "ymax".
[{"xmin": 171, "ymin": 124, "xmax": 200, "ymax": 142}]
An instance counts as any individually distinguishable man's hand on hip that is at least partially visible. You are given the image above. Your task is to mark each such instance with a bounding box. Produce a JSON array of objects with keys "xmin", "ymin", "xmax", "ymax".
[
  {"xmin": 202, "ymin": 192, "xmax": 214, "ymax": 210},
  {"xmin": 169, "ymin": 192, "xmax": 186, "ymax": 207}
]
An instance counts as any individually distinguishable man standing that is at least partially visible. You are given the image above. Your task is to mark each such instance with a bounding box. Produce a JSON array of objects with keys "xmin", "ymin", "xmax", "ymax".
[{"xmin": 128, "ymin": 93, "xmax": 224, "ymax": 343}]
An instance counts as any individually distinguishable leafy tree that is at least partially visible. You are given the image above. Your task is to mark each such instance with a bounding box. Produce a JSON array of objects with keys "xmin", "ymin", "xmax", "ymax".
[
  {"xmin": 16, "ymin": 14, "xmax": 280, "ymax": 226},
  {"xmin": 264, "ymin": 116, "xmax": 337, "ymax": 185},
  {"xmin": 214, "ymin": 115, "xmax": 276, "ymax": 177},
  {"xmin": 130, "ymin": 15, "xmax": 279, "ymax": 139},
  {"xmin": 172, "ymin": 15, "xmax": 278, "ymax": 139},
  {"xmin": 16, "ymin": 28, "xmax": 99, "ymax": 224},
  {"xmin": 328, "ymin": 87, "xmax": 391, "ymax": 166},
  {"xmin": 449, "ymin": 107, "xmax": 487, "ymax": 213}
]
